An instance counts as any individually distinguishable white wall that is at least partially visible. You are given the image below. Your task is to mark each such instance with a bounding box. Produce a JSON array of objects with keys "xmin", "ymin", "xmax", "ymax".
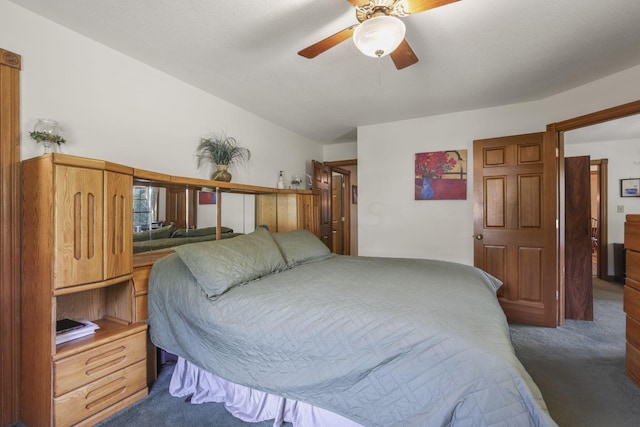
[
  {"xmin": 358, "ymin": 65, "xmax": 640, "ymax": 265},
  {"xmin": 0, "ymin": 0, "xmax": 323, "ymax": 186},
  {"xmin": 564, "ymin": 138, "xmax": 640, "ymax": 274},
  {"xmin": 324, "ymin": 142, "xmax": 357, "ymax": 162}
]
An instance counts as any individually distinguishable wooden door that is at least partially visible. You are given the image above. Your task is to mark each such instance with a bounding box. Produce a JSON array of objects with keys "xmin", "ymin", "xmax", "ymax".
[
  {"xmin": 166, "ymin": 187, "xmax": 196, "ymax": 229},
  {"xmin": 565, "ymin": 156, "xmax": 593, "ymax": 320},
  {"xmin": 55, "ymin": 165, "xmax": 104, "ymax": 288},
  {"xmin": 313, "ymin": 160, "xmax": 332, "ymax": 250},
  {"xmin": 473, "ymin": 132, "xmax": 558, "ymax": 327},
  {"xmin": 332, "ymin": 175, "xmax": 344, "ymax": 254}
]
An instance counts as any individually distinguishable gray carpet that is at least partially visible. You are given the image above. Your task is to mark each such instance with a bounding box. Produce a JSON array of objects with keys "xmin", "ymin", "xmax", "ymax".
[
  {"xmin": 10, "ymin": 279, "xmax": 639, "ymax": 427},
  {"xmin": 510, "ymin": 278, "xmax": 640, "ymax": 427}
]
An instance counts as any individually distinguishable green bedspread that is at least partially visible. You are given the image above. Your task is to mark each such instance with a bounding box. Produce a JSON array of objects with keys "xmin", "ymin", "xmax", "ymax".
[{"xmin": 149, "ymin": 230, "xmax": 556, "ymax": 427}]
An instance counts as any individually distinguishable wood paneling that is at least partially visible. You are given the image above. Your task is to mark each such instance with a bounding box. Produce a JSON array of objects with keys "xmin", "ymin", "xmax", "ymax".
[{"xmin": 0, "ymin": 46, "xmax": 21, "ymax": 426}]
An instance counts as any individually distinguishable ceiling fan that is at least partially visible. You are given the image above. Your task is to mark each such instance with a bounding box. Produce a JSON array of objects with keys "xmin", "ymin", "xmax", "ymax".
[{"xmin": 298, "ymin": 0, "xmax": 459, "ymax": 70}]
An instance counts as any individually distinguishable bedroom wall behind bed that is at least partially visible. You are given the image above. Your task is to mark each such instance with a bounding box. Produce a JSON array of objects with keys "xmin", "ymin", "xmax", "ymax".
[
  {"xmin": 357, "ymin": 64, "xmax": 640, "ymax": 265},
  {"xmin": 0, "ymin": 0, "xmax": 323, "ymax": 189}
]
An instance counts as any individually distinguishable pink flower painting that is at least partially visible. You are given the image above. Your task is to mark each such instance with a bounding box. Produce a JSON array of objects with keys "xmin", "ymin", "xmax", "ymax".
[{"xmin": 415, "ymin": 150, "xmax": 467, "ymax": 200}]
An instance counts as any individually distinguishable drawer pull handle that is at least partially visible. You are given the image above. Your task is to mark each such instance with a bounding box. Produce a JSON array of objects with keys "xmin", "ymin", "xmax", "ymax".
[
  {"xmin": 85, "ymin": 386, "xmax": 128, "ymax": 410},
  {"xmin": 85, "ymin": 356, "xmax": 127, "ymax": 376},
  {"xmin": 86, "ymin": 346, "xmax": 126, "ymax": 365}
]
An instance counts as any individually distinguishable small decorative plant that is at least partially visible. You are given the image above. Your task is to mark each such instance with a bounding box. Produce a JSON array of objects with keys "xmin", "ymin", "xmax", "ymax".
[
  {"xmin": 29, "ymin": 131, "xmax": 66, "ymax": 145},
  {"xmin": 30, "ymin": 119, "xmax": 66, "ymax": 153},
  {"xmin": 195, "ymin": 132, "xmax": 251, "ymax": 182}
]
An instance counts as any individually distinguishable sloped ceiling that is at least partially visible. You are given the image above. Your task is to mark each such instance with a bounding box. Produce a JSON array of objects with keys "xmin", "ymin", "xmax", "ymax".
[{"xmin": 9, "ymin": 0, "xmax": 640, "ymax": 144}]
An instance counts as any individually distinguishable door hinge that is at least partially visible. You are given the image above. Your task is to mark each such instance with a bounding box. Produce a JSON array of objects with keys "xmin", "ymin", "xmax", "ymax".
[
  {"xmin": 556, "ymin": 290, "xmax": 559, "ymax": 300},
  {"xmin": 555, "ymin": 147, "xmax": 559, "ymax": 157},
  {"xmin": 556, "ymin": 219, "xmax": 559, "ymax": 229}
]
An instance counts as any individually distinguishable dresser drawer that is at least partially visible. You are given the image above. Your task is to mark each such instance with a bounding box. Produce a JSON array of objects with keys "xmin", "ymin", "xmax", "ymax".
[
  {"xmin": 627, "ymin": 250, "xmax": 640, "ymax": 283},
  {"xmin": 628, "ymin": 315, "xmax": 640, "ymax": 348},
  {"xmin": 624, "ymin": 285, "xmax": 640, "ymax": 320},
  {"xmin": 628, "ymin": 277, "xmax": 640, "ymax": 293},
  {"xmin": 625, "ymin": 220, "xmax": 640, "ymax": 252},
  {"xmin": 54, "ymin": 359, "xmax": 147, "ymax": 427},
  {"xmin": 54, "ymin": 331, "xmax": 146, "ymax": 396}
]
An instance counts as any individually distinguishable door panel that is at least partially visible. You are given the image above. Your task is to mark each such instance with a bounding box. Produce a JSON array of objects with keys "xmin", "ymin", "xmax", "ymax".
[
  {"xmin": 331, "ymin": 176, "xmax": 344, "ymax": 254},
  {"xmin": 313, "ymin": 160, "xmax": 332, "ymax": 250},
  {"xmin": 166, "ymin": 187, "xmax": 196, "ymax": 229},
  {"xmin": 55, "ymin": 165, "xmax": 104, "ymax": 288},
  {"xmin": 565, "ymin": 156, "xmax": 593, "ymax": 320},
  {"xmin": 474, "ymin": 132, "xmax": 558, "ymax": 326},
  {"xmin": 104, "ymin": 171, "xmax": 133, "ymax": 280}
]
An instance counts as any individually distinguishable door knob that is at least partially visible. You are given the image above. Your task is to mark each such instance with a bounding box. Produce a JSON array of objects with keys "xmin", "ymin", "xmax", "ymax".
[{"xmin": 475, "ymin": 234, "xmax": 483, "ymax": 240}]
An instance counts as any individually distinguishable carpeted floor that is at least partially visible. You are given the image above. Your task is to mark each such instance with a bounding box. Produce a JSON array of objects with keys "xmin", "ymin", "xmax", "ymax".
[
  {"xmin": 11, "ymin": 278, "xmax": 639, "ymax": 427},
  {"xmin": 510, "ymin": 278, "xmax": 640, "ymax": 427}
]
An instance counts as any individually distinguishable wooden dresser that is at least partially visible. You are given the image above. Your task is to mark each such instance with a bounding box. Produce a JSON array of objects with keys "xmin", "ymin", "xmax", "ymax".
[
  {"xmin": 624, "ymin": 214, "xmax": 640, "ymax": 387},
  {"xmin": 21, "ymin": 154, "xmax": 148, "ymax": 426},
  {"xmin": 20, "ymin": 153, "xmax": 322, "ymax": 425}
]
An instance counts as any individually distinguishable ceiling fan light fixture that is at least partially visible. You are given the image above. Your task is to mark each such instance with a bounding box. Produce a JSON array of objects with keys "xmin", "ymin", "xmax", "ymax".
[{"xmin": 353, "ymin": 15, "xmax": 406, "ymax": 58}]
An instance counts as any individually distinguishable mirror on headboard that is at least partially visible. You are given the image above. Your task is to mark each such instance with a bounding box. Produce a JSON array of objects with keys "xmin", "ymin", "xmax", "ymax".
[{"xmin": 131, "ymin": 182, "xmax": 256, "ymax": 254}]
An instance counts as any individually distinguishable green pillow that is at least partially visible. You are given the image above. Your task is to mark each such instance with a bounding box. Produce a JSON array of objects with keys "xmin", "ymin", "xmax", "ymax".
[
  {"xmin": 174, "ymin": 226, "xmax": 287, "ymax": 298},
  {"xmin": 171, "ymin": 226, "xmax": 233, "ymax": 238},
  {"xmin": 272, "ymin": 229, "xmax": 331, "ymax": 267},
  {"xmin": 132, "ymin": 223, "xmax": 176, "ymax": 241}
]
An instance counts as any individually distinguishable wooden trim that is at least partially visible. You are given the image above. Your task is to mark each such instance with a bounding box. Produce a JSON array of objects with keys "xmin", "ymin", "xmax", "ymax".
[
  {"xmin": 52, "ymin": 275, "xmax": 134, "ymax": 296},
  {"xmin": 0, "ymin": 47, "xmax": 21, "ymax": 425},
  {"xmin": 553, "ymin": 100, "xmax": 640, "ymax": 132},
  {"xmin": 0, "ymin": 48, "xmax": 21, "ymax": 70},
  {"xmin": 325, "ymin": 159, "xmax": 357, "ymax": 167},
  {"xmin": 550, "ymin": 101, "xmax": 640, "ymax": 324},
  {"xmin": 591, "ymin": 159, "xmax": 609, "ymax": 281}
]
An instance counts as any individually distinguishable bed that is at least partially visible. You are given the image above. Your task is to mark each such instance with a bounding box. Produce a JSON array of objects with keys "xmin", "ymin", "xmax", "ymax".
[{"xmin": 149, "ymin": 227, "xmax": 556, "ymax": 426}]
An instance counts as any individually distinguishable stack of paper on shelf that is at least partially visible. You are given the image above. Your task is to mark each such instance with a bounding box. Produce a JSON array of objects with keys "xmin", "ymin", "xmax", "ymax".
[{"xmin": 55, "ymin": 319, "xmax": 100, "ymax": 345}]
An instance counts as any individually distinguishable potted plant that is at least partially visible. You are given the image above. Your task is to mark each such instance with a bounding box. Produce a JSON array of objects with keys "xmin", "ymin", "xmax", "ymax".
[
  {"xmin": 195, "ymin": 132, "xmax": 251, "ymax": 182},
  {"xmin": 29, "ymin": 119, "xmax": 66, "ymax": 153}
]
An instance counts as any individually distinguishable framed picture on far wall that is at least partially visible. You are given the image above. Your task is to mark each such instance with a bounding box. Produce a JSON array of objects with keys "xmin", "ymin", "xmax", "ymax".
[
  {"xmin": 621, "ymin": 178, "xmax": 640, "ymax": 197},
  {"xmin": 198, "ymin": 191, "xmax": 216, "ymax": 204}
]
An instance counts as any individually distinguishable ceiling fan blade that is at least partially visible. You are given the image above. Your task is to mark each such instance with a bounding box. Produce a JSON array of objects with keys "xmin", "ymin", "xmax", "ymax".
[
  {"xmin": 404, "ymin": 0, "xmax": 459, "ymax": 14},
  {"xmin": 346, "ymin": 0, "xmax": 369, "ymax": 6},
  {"xmin": 390, "ymin": 39, "xmax": 419, "ymax": 69},
  {"xmin": 298, "ymin": 25, "xmax": 358, "ymax": 59}
]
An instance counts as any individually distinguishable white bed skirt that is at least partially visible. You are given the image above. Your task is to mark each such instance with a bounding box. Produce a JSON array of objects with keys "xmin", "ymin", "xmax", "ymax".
[{"xmin": 169, "ymin": 357, "xmax": 364, "ymax": 427}]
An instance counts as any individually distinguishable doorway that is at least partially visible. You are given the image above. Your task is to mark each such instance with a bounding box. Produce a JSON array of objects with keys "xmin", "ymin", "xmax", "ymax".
[
  {"xmin": 317, "ymin": 159, "xmax": 358, "ymax": 255},
  {"xmin": 553, "ymin": 100, "xmax": 640, "ymax": 323},
  {"xmin": 589, "ymin": 160, "xmax": 608, "ymax": 281}
]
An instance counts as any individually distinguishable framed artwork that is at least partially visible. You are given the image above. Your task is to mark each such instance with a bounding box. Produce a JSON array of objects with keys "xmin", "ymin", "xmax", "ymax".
[
  {"xmin": 352, "ymin": 185, "xmax": 358, "ymax": 204},
  {"xmin": 415, "ymin": 150, "xmax": 467, "ymax": 200},
  {"xmin": 621, "ymin": 178, "xmax": 640, "ymax": 197},
  {"xmin": 198, "ymin": 191, "xmax": 216, "ymax": 204}
]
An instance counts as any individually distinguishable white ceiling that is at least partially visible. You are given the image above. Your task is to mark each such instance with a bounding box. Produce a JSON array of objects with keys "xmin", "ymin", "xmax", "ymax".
[{"xmin": 9, "ymin": 0, "xmax": 640, "ymax": 144}]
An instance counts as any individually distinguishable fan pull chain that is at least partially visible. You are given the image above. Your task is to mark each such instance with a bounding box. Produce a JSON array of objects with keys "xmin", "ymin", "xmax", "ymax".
[{"xmin": 378, "ymin": 56, "xmax": 382, "ymax": 86}]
